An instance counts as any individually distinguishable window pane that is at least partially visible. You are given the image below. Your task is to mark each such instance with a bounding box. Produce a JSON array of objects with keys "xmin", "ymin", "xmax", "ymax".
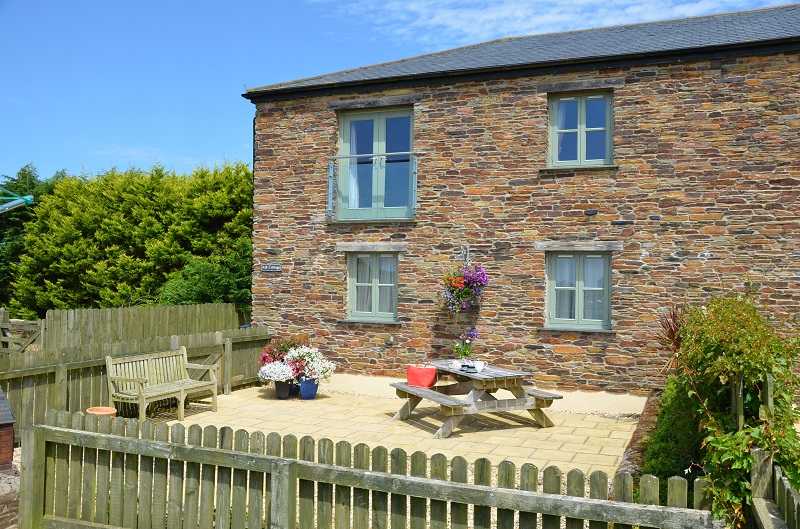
[
  {"xmin": 355, "ymin": 286, "xmax": 372, "ymax": 312},
  {"xmin": 555, "ymin": 256, "xmax": 576, "ymax": 288},
  {"xmin": 356, "ymin": 256, "xmax": 372, "ymax": 283},
  {"xmin": 378, "ymin": 256, "xmax": 396, "ymax": 284},
  {"xmin": 384, "ymin": 159, "xmax": 410, "ymax": 208},
  {"xmin": 350, "ymin": 120, "xmax": 374, "ymax": 155},
  {"xmin": 385, "ymin": 117, "xmax": 411, "ymax": 153},
  {"xmin": 585, "ymin": 131, "xmax": 607, "ymax": 160},
  {"xmin": 378, "ymin": 286, "xmax": 396, "ymax": 313},
  {"xmin": 347, "ymin": 120, "xmax": 374, "ymax": 209},
  {"xmin": 557, "ymin": 132, "xmax": 578, "ymax": 162},
  {"xmin": 349, "ymin": 158, "xmax": 373, "ymax": 208},
  {"xmin": 583, "ymin": 257, "xmax": 606, "ymax": 288},
  {"xmin": 557, "ymin": 100, "xmax": 578, "ymax": 130},
  {"xmin": 555, "ymin": 290, "xmax": 576, "ymax": 319},
  {"xmin": 585, "ymin": 98, "xmax": 607, "ymax": 129},
  {"xmin": 584, "ymin": 290, "xmax": 606, "ymax": 320}
]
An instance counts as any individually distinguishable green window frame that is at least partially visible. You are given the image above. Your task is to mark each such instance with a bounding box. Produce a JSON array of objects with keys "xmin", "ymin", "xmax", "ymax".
[
  {"xmin": 548, "ymin": 93, "xmax": 613, "ymax": 167},
  {"xmin": 546, "ymin": 252, "xmax": 611, "ymax": 330},
  {"xmin": 337, "ymin": 109, "xmax": 414, "ymax": 220},
  {"xmin": 348, "ymin": 253, "xmax": 398, "ymax": 322}
]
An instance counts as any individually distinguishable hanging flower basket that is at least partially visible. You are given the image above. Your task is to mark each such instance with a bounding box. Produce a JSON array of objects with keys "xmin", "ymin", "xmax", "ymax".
[{"xmin": 442, "ymin": 263, "xmax": 489, "ymax": 317}]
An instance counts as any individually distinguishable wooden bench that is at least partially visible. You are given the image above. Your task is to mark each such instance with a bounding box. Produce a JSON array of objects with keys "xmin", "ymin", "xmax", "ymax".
[
  {"xmin": 523, "ymin": 387, "xmax": 564, "ymax": 402},
  {"xmin": 105, "ymin": 347, "xmax": 218, "ymax": 423},
  {"xmin": 391, "ymin": 382, "xmax": 466, "ymax": 408}
]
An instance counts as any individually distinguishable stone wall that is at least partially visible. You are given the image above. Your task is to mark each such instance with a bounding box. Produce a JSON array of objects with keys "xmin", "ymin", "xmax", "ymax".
[{"xmin": 250, "ymin": 51, "xmax": 800, "ymax": 394}]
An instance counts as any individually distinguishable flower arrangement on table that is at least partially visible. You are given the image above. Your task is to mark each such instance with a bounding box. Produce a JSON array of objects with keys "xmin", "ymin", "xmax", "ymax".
[
  {"xmin": 453, "ymin": 328, "xmax": 478, "ymax": 360},
  {"xmin": 442, "ymin": 263, "xmax": 489, "ymax": 316}
]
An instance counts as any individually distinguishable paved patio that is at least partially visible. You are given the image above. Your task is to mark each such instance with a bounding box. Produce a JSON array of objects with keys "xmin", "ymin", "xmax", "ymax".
[{"xmin": 159, "ymin": 374, "xmax": 646, "ymax": 477}]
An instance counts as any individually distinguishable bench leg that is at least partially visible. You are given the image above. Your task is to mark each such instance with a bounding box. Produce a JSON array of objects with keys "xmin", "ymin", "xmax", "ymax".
[
  {"xmin": 434, "ymin": 416, "xmax": 464, "ymax": 439},
  {"xmin": 139, "ymin": 400, "xmax": 147, "ymax": 424},
  {"xmin": 211, "ymin": 387, "xmax": 217, "ymax": 413},
  {"xmin": 392, "ymin": 395, "xmax": 422, "ymax": 421},
  {"xmin": 508, "ymin": 387, "xmax": 555, "ymax": 428},
  {"xmin": 177, "ymin": 391, "xmax": 185, "ymax": 422},
  {"xmin": 527, "ymin": 408, "xmax": 555, "ymax": 428}
]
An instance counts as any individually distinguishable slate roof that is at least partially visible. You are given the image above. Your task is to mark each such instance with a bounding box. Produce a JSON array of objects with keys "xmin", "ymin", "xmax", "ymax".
[
  {"xmin": 244, "ymin": 3, "xmax": 800, "ymax": 101},
  {"xmin": 0, "ymin": 387, "xmax": 14, "ymax": 426}
]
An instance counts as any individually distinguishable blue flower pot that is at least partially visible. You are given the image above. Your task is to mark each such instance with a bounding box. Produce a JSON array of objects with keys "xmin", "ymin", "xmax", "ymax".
[
  {"xmin": 289, "ymin": 383, "xmax": 301, "ymax": 396},
  {"xmin": 299, "ymin": 377, "xmax": 319, "ymax": 400}
]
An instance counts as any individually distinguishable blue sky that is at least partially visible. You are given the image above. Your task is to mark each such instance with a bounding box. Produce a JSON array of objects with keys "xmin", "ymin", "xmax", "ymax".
[{"xmin": 0, "ymin": 0, "xmax": 793, "ymax": 181}]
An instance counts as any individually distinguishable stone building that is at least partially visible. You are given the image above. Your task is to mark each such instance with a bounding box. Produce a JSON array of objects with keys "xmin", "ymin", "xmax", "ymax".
[{"xmin": 243, "ymin": 5, "xmax": 800, "ymax": 394}]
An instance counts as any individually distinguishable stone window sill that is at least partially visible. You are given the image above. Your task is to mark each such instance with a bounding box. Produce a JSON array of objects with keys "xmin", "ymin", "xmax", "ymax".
[
  {"xmin": 537, "ymin": 327, "xmax": 616, "ymax": 335},
  {"xmin": 337, "ymin": 318, "xmax": 403, "ymax": 326},
  {"xmin": 538, "ymin": 165, "xmax": 619, "ymax": 176}
]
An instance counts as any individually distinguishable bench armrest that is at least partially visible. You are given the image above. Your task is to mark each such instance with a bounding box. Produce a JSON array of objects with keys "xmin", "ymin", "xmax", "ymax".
[
  {"xmin": 185, "ymin": 363, "xmax": 218, "ymax": 372},
  {"xmin": 110, "ymin": 376, "xmax": 147, "ymax": 385}
]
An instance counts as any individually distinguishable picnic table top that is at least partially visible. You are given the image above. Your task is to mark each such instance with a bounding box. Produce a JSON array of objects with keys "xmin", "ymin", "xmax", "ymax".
[{"xmin": 429, "ymin": 359, "xmax": 533, "ymax": 381}]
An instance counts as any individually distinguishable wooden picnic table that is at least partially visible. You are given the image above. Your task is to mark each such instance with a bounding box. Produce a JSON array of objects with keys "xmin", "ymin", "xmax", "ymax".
[{"xmin": 391, "ymin": 359, "xmax": 562, "ymax": 439}]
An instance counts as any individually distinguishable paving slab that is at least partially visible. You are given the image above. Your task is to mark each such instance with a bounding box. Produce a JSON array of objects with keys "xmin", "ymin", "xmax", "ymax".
[{"xmin": 158, "ymin": 374, "xmax": 646, "ymax": 476}]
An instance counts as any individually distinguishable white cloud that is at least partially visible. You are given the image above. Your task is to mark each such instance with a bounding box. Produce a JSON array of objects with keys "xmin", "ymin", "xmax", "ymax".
[{"xmin": 317, "ymin": 0, "xmax": 794, "ymax": 50}]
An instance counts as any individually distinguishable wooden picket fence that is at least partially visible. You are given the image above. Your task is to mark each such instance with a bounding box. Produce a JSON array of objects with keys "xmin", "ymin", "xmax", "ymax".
[
  {"xmin": 0, "ymin": 326, "xmax": 272, "ymax": 441},
  {"xmin": 20, "ymin": 410, "xmax": 724, "ymax": 529}
]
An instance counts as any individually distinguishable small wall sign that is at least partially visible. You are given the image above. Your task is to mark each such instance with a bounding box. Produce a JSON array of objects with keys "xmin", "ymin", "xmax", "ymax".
[{"xmin": 260, "ymin": 264, "xmax": 283, "ymax": 272}]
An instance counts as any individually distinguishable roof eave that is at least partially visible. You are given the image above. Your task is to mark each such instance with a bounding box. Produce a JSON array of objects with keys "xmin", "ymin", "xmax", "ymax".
[{"xmin": 242, "ymin": 38, "xmax": 800, "ymax": 104}]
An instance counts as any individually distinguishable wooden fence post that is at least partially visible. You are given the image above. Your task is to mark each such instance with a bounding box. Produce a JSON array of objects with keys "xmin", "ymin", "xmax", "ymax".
[
  {"xmin": 49, "ymin": 363, "xmax": 68, "ymax": 410},
  {"xmin": 751, "ymin": 448, "xmax": 773, "ymax": 500},
  {"xmin": 730, "ymin": 375, "xmax": 744, "ymax": 431},
  {"xmin": 223, "ymin": 338, "xmax": 233, "ymax": 395},
  {"xmin": 0, "ymin": 309, "xmax": 8, "ymax": 351},
  {"xmin": 270, "ymin": 459, "xmax": 297, "ymax": 529},
  {"xmin": 762, "ymin": 374, "xmax": 774, "ymax": 416},
  {"xmin": 19, "ymin": 425, "xmax": 46, "ymax": 529}
]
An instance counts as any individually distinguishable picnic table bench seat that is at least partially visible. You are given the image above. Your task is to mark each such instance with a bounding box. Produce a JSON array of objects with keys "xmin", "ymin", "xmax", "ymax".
[
  {"xmin": 390, "ymin": 381, "xmax": 466, "ymax": 409},
  {"xmin": 523, "ymin": 387, "xmax": 564, "ymax": 401},
  {"xmin": 105, "ymin": 346, "xmax": 218, "ymax": 423}
]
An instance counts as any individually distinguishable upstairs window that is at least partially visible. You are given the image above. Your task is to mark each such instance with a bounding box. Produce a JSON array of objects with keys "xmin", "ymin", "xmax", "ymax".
[
  {"xmin": 548, "ymin": 93, "xmax": 613, "ymax": 167},
  {"xmin": 546, "ymin": 252, "xmax": 611, "ymax": 330},
  {"xmin": 336, "ymin": 109, "xmax": 414, "ymax": 220}
]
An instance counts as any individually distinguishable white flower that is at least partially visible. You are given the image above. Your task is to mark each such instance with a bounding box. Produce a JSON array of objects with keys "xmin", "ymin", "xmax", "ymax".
[
  {"xmin": 258, "ymin": 361, "xmax": 294, "ymax": 383},
  {"xmin": 285, "ymin": 346, "xmax": 337, "ymax": 382}
]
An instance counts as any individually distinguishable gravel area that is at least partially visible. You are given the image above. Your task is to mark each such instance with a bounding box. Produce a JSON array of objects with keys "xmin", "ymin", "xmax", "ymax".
[{"xmin": 0, "ymin": 449, "xmax": 20, "ymax": 496}]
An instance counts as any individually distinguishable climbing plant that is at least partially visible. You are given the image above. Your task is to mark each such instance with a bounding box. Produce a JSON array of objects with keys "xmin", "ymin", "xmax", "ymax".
[{"xmin": 648, "ymin": 294, "xmax": 800, "ymax": 528}]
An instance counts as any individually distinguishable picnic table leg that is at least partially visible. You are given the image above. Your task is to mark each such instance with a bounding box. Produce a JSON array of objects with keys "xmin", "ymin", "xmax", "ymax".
[
  {"xmin": 434, "ymin": 416, "xmax": 464, "ymax": 439},
  {"xmin": 508, "ymin": 387, "xmax": 555, "ymax": 428},
  {"xmin": 392, "ymin": 394, "xmax": 423, "ymax": 421}
]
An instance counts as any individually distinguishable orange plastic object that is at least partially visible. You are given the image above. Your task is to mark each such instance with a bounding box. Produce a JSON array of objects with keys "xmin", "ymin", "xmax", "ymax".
[{"xmin": 407, "ymin": 364, "xmax": 437, "ymax": 387}]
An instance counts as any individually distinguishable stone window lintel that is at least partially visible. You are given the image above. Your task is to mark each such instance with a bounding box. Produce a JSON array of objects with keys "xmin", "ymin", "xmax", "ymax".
[
  {"xmin": 327, "ymin": 95, "xmax": 422, "ymax": 111},
  {"xmin": 336, "ymin": 242, "xmax": 408, "ymax": 253},
  {"xmin": 534, "ymin": 241, "xmax": 623, "ymax": 252},
  {"xmin": 537, "ymin": 78, "xmax": 625, "ymax": 95}
]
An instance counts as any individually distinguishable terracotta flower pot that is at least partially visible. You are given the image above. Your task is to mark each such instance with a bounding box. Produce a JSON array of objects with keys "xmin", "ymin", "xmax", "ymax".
[{"xmin": 86, "ymin": 406, "xmax": 117, "ymax": 418}]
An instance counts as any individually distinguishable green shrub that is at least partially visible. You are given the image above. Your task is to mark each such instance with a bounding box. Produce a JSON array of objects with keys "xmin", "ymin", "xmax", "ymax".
[
  {"xmin": 641, "ymin": 375, "xmax": 704, "ymax": 504},
  {"xmin": 650, "ymin": 293, "xmax": 800, "ymax": 528}
]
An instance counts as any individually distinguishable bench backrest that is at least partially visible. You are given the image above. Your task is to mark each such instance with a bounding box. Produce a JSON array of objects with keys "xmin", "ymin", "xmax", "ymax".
[{"xmin": 106, "ymin": 347, "xmax": 190, "ymax": 393}]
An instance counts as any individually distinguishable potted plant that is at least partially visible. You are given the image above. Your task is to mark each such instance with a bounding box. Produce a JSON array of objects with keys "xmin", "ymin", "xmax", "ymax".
[
  {"xmin": 257, "ymin": 361, "xmax": 296, "ymax": 399},
  {"xmin": 258, "ymin": 335, "xmax": 310, "ymax": 397},
  {"xmin": 285, "ymin": 345, "xmax": 336, "ymax": 400}
]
